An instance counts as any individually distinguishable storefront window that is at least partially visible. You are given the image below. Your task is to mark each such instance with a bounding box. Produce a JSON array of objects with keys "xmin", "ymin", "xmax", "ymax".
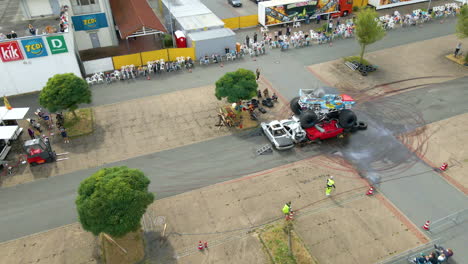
[{"xmin": 72, "ymin": 0, "xmax": 100, "ymax": 15}]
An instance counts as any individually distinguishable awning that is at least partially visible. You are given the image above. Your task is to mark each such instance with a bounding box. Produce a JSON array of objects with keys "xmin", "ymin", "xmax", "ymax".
[
  {"xmin": 110, "ymin": 0, "xmax": 167, "ymax": 39},
  {"xmin": 0, "ymin": 126, "xmax": 19, "ymax": 140},
  {"xmin": 0, "ymin": 107, "xmax": 30, "ymax": 121}
]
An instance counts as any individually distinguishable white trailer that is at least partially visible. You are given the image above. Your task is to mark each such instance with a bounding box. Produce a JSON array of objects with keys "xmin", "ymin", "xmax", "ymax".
[{"xmin": 368, "ymin": 0, "xmax": 428, "ymax": 10}]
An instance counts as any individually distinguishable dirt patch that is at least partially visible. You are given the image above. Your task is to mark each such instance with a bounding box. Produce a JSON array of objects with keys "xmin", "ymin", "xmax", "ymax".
[
  {"xmin": 0, "ymin": 223, "xmax": 99, "ymax": 264},
  {"xmin": 100, "ymin": 231, "xmax": 145, "ymax": 264},
  {"xmin": 307, "ymin": 35, "xmax": 468, "ymax": 101},
  {"xmin": 260, "ymin": 222, "xmax": 318, "ymax": 264},
  {"xmin": 64, "ymin": 108, "xmax": 94, "ymax": 138},
  {"xmin": 399, "ymin": 112, "xmax": 468, "ymax": 194}
]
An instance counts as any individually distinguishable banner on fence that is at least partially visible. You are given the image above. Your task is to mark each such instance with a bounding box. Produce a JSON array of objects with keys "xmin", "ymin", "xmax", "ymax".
[
  {"xmin": 112, "ymin": 53, "xmax": 142, "ymax": 69},
  {"xmin": 112, "ymin": 48, "xmax": 196, "ymax": 70}
]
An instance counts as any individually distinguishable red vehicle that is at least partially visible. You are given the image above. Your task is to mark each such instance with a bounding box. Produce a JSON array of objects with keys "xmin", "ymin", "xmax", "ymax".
[
  {"xmin": 24, "ymin": 137, "xmax": 56, "ymax": 166},
  {"xmin": 305, "ymin": 119, "xmax": 344, "ymax": 141}
]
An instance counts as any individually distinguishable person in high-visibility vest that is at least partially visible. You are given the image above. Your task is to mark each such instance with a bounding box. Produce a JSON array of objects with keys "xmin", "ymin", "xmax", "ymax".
[
  {"xmin": 326, "ymin": 176, "xmax": 335, "ymax": 196},
  {"xmin": 282, "ymin": 201, "xmax": 292, "ymax": 216}
]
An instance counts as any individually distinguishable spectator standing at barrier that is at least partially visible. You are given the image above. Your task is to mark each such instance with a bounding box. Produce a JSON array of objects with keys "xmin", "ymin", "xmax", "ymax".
[
  {"xmin": 454, "ymin": 42, "xmax": 462, "ymax": 57},
  {"xmin": 316, "ymin": 15, "xmax": 321, "ymax": 24},
  {"xmin": 0, "ymin": 33, "xmax": 5, "ymax": 40},
  {"xmin": 325, "ymin": 176, "xmax": 335, "ymax": 196},
  {"xmin": 328, "ymin": 20, "xmax": 333, "ymax": 33},
  {"xmin": 256, "ymin": 68, "xmax": 260, "ymax": 80},
  {"xmin": 60, "ymin": 127, "xmax": 70, "ymax": 144},
  {"xmin": 246, "ymin": 35, "xmax": 250, "ymax": 47},
  {"xmin": 27, "ymin": 128, "xmax": 35, "ymax": 139},
  {"xmin": 253, "ymin": 32, "xmax": 257, "ymax": 43},
  {"xmin": 28, "ymin": 24, "xmax": 36, "ymax": 35},
  {"xmin": 278, "ymin": 29, "xmax": 282, "ymax": 37},
  {"xmin": 274, "ymin": 30, "xmax": 278, "ymax": 41},
  {"xmin": 286, "ymin": 25, "xmax": 291, "ymax": 36}
]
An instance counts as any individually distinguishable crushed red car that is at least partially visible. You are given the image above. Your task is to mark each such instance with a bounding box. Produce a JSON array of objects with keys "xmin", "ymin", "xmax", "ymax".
[{"xmin": 304, "ymin": 120, "xmax": 344, "ymax": 141}]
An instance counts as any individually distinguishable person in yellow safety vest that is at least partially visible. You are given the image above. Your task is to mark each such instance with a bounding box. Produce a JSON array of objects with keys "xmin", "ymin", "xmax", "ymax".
[
  {"xmin": 282, "ymin": 201, "xmax": 292, "ymax": 215},
  {"xmin": 326, "ymin": 176, "xmax": 335, "ymax": 196}
]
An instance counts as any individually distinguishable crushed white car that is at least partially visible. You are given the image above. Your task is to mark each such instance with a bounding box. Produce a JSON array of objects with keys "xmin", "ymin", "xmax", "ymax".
[{"xmin": 260, "ymin": 117, "xmax": 306, "ymax": 150}]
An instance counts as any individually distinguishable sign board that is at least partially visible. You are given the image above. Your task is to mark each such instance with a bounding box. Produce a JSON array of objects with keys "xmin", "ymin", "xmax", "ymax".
[
  {"xmin": 72, "ymin": 13, "xmax": 109, "ymax": 31},
  {"xmin": 46, "ymin": 35, "xmax": 68, "ymax": 54},
  {"xmin": 21, "ymin": 37, "xmax": 48, "ymax": 59},
  {"xmin": 261, "ymin": 0, "xmax": 338, "ymax": 26},
  {"xmin": 0, "ymin": 41, "xmax": 24, "ymax": 62}
]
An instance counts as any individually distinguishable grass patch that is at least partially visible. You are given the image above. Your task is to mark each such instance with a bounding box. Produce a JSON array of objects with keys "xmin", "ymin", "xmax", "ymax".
[
  {"xmin": 260, "ymin": 223, "xmax": 317, "ymax": 264},
  {"xmin": 344, "ymin": 56, "xmax": 371, "ymax": 66},
  {"xmin": 63, "ymin": 108, "xmax": 94, "ymax": 138}
]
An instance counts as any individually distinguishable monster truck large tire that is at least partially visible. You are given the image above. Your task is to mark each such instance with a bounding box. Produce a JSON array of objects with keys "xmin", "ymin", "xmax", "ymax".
[
  {"xmin": 338, "ymin": 110, "xmax": 357, "ymax": 128},
  {"xmin": 299, "ymin": 110, "xmax": 318, "ymax": 128},
  {"xmin": 290, "ymin": 97, "xmax": 302, "ymax": 115}
]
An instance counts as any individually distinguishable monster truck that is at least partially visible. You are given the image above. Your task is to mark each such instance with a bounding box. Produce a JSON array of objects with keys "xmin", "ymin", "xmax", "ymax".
[{"xmin": 290, "ymin": 89, "xmax": 357, "ymax": 129}]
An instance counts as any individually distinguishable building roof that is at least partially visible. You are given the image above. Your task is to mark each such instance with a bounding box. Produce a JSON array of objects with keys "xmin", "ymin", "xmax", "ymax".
[
  {"xmin": 110, "ymin": 0, "xmax": 166, "ymax": 39},
  {"xmin": 187, "ymin": 28, "xmax": 235, "ymax": 41},
  {"xmin": 177, "ymin": 14, "xmax": 224, "ymax": 32}
]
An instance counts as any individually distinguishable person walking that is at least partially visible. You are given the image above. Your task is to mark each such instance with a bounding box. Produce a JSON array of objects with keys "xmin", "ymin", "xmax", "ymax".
[
  {"xmin": 325, "ymin": 176, "xmax": 336, "ymax": 196},
  {"xmin": 282, "ymin": 201, "xmax": 293, "ymax": 220},
  {"xmin": 60, "ymin": 127, "xmax": 70, "ymax": 143},
  {"xmin": 246, "ymin": 35, "xmax": 250, "ymax": 48},
  {"xmin": 253, "ymin": 32, "xmax": 258, "ymax": 43},
  {"xmin": 256, "ymin": 68, "xmax": 260, "ymax": 80},
  {"xmin": 27, "ymin": 128, "xmax": 36, "ymax": 139},
  {"xmin": 286, "ymin": 25, "xmax": 291, "ymax": 36},
  {"xmin": 454, "ymin": 42, "xmax": 462, "ymax": 57},
  {"xmin": 316, "ymin": 15, "xmax": 321, "ymax": 24}
]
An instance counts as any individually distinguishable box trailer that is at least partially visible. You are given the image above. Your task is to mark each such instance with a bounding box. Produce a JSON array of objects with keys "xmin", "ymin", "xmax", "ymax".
[
  {"xmin": 258, "ymin": 0, "xmax": 353, "ymax": 26},
  {"xmin": 368, "ymin": 0, "xmax": 427, "ymax": 10}
]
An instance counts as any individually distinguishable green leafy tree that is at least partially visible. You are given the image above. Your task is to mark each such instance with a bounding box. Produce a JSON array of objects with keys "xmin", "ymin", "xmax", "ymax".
[
  {"xmin": 354, "ymin": 8, "xmax": 386, "ymax": 64},
  {"xmin": 215, "ymin": 68, "xmax": 258, "ymax": 103},
  {"xmin": 39, "ymin": 73, "xmax": 92, "ymax": 118},
  {"xmin": 456, "ymin": 5, "xmax": 468, "ymax": 63},
  {"xmin": 76, "ymin": 166, "xmax": 154, "ymax": 237}
]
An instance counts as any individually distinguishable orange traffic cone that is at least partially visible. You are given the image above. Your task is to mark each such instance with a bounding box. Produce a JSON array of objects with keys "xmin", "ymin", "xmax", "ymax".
[
  {"xmin": 422, "ymin": 220, "xmax": 430, "ymax": 230},
  {"xmin": 239, "ymin": 123, "xmax": 243, "ymax": 129},
  {"xmin": 439, "ymin": 163, "xmax": 448, "ymax": 171},
  {"xmin": 146, "ymin": 75, "xmax": 150, "ymax": 80},
  {"xmin": 366, "ymin": 186, "xmax": 374, "ymax": 196},
  {"xmin": 198, "ymin": 241, "xmax": 204, "ymax": 250},
  {"xmin": 220, "ymin": 63, "xmax": 224, "ymax": 67}
]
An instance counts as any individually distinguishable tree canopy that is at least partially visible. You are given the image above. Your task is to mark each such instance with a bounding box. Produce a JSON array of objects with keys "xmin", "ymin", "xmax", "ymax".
[
  {"xmin": 39, "ymin": 73, "xmax": 92, "ymax": 116},
  {"xmin": 76, "ymin": 166, "xmax": 154, "ymax": 237},
  {"xmin": 354, "ymin": 8, "xmax": 386, "ymax": 63},
  {"xmin": 456, "ymin": 5, "xmax": 468, "ymax": 39},
  {"xmin": 215, "ymin": 68, "xmax": 258, "ymax": 103}
]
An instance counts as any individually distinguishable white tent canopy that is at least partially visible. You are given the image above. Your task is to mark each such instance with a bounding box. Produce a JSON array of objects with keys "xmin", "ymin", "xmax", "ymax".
[
  {"xmin": 0, "ymin": 126, "xmax": 19, "ymax": 140},
  {"xmin": 0, "ymin": 107, "xmax": 30, "ymax": 121}
]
